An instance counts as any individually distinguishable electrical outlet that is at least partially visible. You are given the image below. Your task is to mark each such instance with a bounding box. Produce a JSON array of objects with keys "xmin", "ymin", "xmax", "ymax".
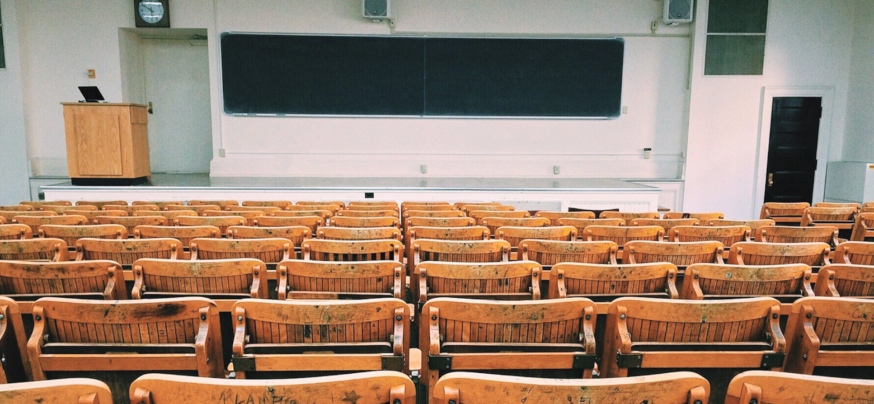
[
  {"xmin": 219, "ymin": 148, "xmax": 226, "ymax": 157},
  {"xmin": 420, "ymin": 164, "xmax": 428, "ymax": 174},
  {"xmin": 553, "ymin": 165, "xmax": 560, "ymax": 175}
]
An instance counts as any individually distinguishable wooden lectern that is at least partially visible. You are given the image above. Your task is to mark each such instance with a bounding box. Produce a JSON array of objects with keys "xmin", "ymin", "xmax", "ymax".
[{"xmin": 62, "ymin": 103, "xmax": 151, "ymax": 185}]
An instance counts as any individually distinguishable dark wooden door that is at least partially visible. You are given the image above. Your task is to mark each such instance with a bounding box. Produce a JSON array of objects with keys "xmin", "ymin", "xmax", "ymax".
[{"xmin": 764, "ymin": 97, "xmax": 822, "ymax": 203}]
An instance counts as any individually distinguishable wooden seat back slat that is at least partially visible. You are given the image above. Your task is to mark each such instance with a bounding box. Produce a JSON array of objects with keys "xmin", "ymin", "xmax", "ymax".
[
  {"xmin": 278, "ymin": 259, "xmax": 404, "ymax": 300},
  {"xmin": 549, "ymin": 262, "xmax": 679, "ymax": 300}
]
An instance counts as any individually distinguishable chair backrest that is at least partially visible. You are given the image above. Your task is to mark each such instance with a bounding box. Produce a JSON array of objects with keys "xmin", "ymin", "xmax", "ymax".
[
  {"xmin": 708, "ymin": 219, "xmax": 776, "ymax": 233},
  {"xmin": 405, "ymin": 216, "xmax": 475, "ymax": 229},
  {"xmin": 241, "ymin": 200, "xmax": 292, "ymax": 208},
  {"xmin": 726, "ymin": 370, "xmax": 874, "ymax": 404},
  {"xmin": 755, "ymin": 225, "xmax": 839, "ymax": 245},
  {"xmin": 190, "ymin": 237, "xmax": 292, "ymax": 264},
  {"xmin": 0, "ymin": 378, "xmax": 113, "ymax": 403},
  {"xmin": 0, "ymin": 224, "xmax": 32, "ymax": 240},
  {"xmin": 286, "ymin": 204, "xmax": 342, "ymax": 215},
  {"xmin": 671, "ymin": 225, "xmax": 751, "ymax": 246},
  {"xmin": 468, "ymin": 210, "xmax": 529, "ymax": 225},
  {"xmin": 834, "ymin": 241, "xmax": 874, "ymax": 265},
  {"xmin": 231, "ymin": 298, "xmax": 410, "ymax": 377},
  {"xmin": 187, "ymin": 199, "xmax": 238, "ymax": 208},
  {"xmin": 203, "ymin": 209, "xmax": 264, "ymax": 225},
  {"xmin": 329, "ymin": 216, "xmax": 399, "ymax": 228},
  {"xmin": 104, "ymin": 204, "xmax": 158, "ymax": 214},
  {"xmin": 629, "ymin": 218, "xmax": 700, "ymax": 234},
  {"xmin": 850, "ymin": 212, "xmax": 874, "ymax": 241},
  {"xmin": 0, "ymin": 296, "xmax": 30, "ymax": 382},
  {"xmin": 13, "ymin": 215, "xmax": 89, "ymax": 234},
  {"xmin": 759, "ymin": 202, "xmax": 809, "ymax": 224},
  {"xmin": 227, "ymin": 225, "xmax": 310, "ymax": 247},
  {"xmin": 20, "ymin": 201, "xmax": 73, "ymax": 208},
  {"xmin": 585, "ymin": 225, "xmax": 663, "ymax": 245},
  {"xmin": 0, "ymin": 205, "xmax": 32, "ymax": 211},
  {"xmin": 77, "ymin": 200, "xmax": 127, "ymax": 209},
  {"xmin": 317, "ymin": 226, "xmax": 401, "ymax": 241},
  {"xmin": 68, "ymin": 209, "xmax": 127, "ymax": 222},
  {"xmin": 75, "ymin": 238, "xmax": 178, "ymax": 266},
  {"xmin": 133, "ymin": 225, "xmax": 220, "ymax": 249},
  {"xmin": 625, "ymin": 240, "xmax": 725, "ymax": 266},
  {"xmin": 496, "ymin": 225, "xmax": 577, "ymax": 250},
  {"xmin": 599, "ymin": 211, "xmax": 660, "ymax": 220},
  {"xmin": 454, "ymin": 202, "xmax": 503, "ymax": 209},
  {"xmin": 548, "ymin": 262, "xmax": 678, "ymax": 300},
  {"xmin": 175, "ymin": 215, "xmax": 246, "ymax": 236},
  {"xmin": 481, "ymin": 217, "xmax": 550, "ymax": 236},
  {"xmin": 336, "ymin": 209, "xmax": 398, "ymax": 218},
  {"xmin": 164, "ymin": 204, "xmax": 221, "ymax": 215},
  {"xmin": 38, "ymin": 224, "xmax": 127, "ymax": 246},
  {"xmin": 0, "ymin": 211, "xmax": 56, "ymax": 223},
  {"xmin": 271, "ymin": 209, "xmax": 334, "ymax": 221},
  {"xmin": 801, "ymin": 206, "xmax": 857, "ymax": 228},
  {"xmin": 520, "ymin": 239, "xmax": 618, "ymax": 266},
  {"xmin": 406, "ymin": 226, "xmax": 490, "ymax": 274},
  {"xmin": 415, "ymin": 261, "xmax": 542, "ymax": 306},
  {"xmin": 783, "ymin": 297, "xmax": 874, "ymax": 374},
  {"xmin": 132, "ymin": 258, "xmax": 268, "ymax": 300},
  {"xmin": 0, "ymin": 238, "xmax": 69, "ymax": 262},
  {"xmin": 663, "ymin": 211, "xmax": 725, "ymax": 221},
  {"xmin": 302, "ymin": 239, "xmax": 404, "ymax": 262},
  {"xmin": 130, "ymin": 371, "xmax": 415, "ymax": 404},
  {"xmin": 347, "ymin": 201, "xmax": 399, "ymax": 210},
  {"xmin": 39, "ymin": 204, "xmax": 97, "ymax": 214},
  {"xmin": 556, "ymin": 218, "xmax": 624, "ymax": 239},
  {"xmin": 432, "ymin": 371, "xmax": 709, "ymax": 404},
  {"xmin": 295, "ymin": 200, "xmax": 345, "ymax": 209},
  {"xmin": 815, "ymin": 202, "xmax": 861, "ymax": 209},
  {"xmin": 682, "ymin": 263, "xmax": 812, "ymax": 301},
  {"xmin": 401, "ymin": 204, "xmax": 457, "ymax": 213},
  {"xmin": 728, "ymin": 242, "xmax": 830, "ymax": 266},
  {"xmin": 0, "ymin": 259, "xmax": 127, "ymax": 302},
  {"xmin": 462, "ymin": 205, "xmax": 515, "ymax": 216},
  {"xmin": 254, "ymin": 215, "xmax": 322, "ymax": 236},
  {"xmin": 132, "ymin": 200, "xmax": 182, "ymax": 209},
  {"xmin": 534, "ymin": 210, "xmax": 596, "ymax": 224},
  {"xmin": 813, "ymin": 264, "xmax": 874, "ymax": 297},
  {"xmin": 602, "ymin": 297, "xmax": 784, "ymax": 378},
  {"xmin": 412, "ymin": 239, "xmax": 510, "ymax": 267},
  {"xmin": 227, "ymin": 205, "xmax": 283, "ymax": 214},
  {"xmin": 402, "ymin": 210, "xmax": 466, "ymax": 236},
  {"xmin": 278, "ymin": 259, "xmax": 404, "ymax": 300},
  {"xmin": 95, "ymin": 215, "xmax": 167, "ymax": 235}
]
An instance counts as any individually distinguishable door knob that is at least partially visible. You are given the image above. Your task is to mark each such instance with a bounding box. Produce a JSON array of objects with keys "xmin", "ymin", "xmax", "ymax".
[{"xmin": 768, "ymin": 173, "xmax": 774, "ymax": 187}]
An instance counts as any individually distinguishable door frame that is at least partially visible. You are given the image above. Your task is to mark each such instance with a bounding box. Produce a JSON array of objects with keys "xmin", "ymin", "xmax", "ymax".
[{"xmin": 753, "ymin": 86, "xmax": 834, "ymax": 213}]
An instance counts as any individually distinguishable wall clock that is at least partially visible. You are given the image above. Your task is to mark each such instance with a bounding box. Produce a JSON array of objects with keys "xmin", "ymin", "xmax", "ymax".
[{"xmin": 134, "ymin": 0, "xmax": 170, "ymax": 28}]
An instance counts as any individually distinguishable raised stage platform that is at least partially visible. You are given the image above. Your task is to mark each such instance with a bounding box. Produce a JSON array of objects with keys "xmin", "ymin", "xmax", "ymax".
[{"xmin": 41, "ymin": 174, "xmax": 662, "ymax": 211}]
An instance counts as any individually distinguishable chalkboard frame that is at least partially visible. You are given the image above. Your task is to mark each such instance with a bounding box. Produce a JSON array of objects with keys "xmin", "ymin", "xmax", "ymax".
[{"xmin": 220, "ymin": 32, "xmax": 625, "ymax": 119}]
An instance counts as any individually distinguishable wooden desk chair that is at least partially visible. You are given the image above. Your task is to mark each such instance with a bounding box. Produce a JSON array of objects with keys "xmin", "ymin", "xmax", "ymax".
[
  {"xmin": 759, "ymin": 202, "xmax": 809, "ymax": 225},
  {"xmin": 520, "ymin": 240, "xmax": 618, "ymax": 267},
  {"xmin": 278, "ymin": 259, "xmax": 404, "ymax": 300},
  {"xmin": 585, "ymin": 225, "xmax": 663, "ymax": 246},
  {"xmin": 75, "ymin": 238, "xmax": 178, "ymax": 268},
  {"xmin": 13, "ymin": 215, "xmax": 88, "ymax": 235},
  {"xmin": 39, "ymin": 204, "xmax": 97, "ymax": 214},
  {"xmin": 405, "ymin": 216, "xmax": 475, "ymax": 230},
  {"xmin": 663, "ymin": 211, "xmax": 725, "ymax": 221},
  {"xmin": 0, "ymin": 260, "xmax": 127, "ymax": 313},
  {"xmin": 103, "ymin": 204, "xmax": 158, "ymax": 215},
  {"xmin": 134, "ymin": 225, "xmax": 220, "ymax": 252},
  {"xmin": 27, "ymin": 297, "xmax": 224, "ymax": 389},
  {"xmin": 0, "ymin": 378, "xmax": 112, "ymax": 403},
  {"xmin": 728, "ymin": 242, "xmax": 830, "ymax": 266},
  {"xmin": 187, "ymin": 199, "xmax": 238, "ymax": 208},
  {"xmin": 203, "ymin": 210, "xmax": 263, "ymax": 226},
  {"xmin": 285, "ymin": 204, "xmax": 341, "ymax": 214},
  {"xmin": 329, "ymin": 216, "xmax": 399, "ymax": 228},
  {"xmin": 402, "ymin": 209, "xmax": 465, "ymax": 238},
  {"xmin": 801, "ymin": 207, "xmax": 857, "ymax": 239},
  {"xmin": 132, "ymin": 258, "xmax": 268, "ymax": 304},
  {"xmin": 0, "ymin": 297, "xmax": 30, "ymax": 382},
  {"xmin": 175, "ymin": 215, "xmax": 245, "ymax": 237},
  {"xmin": 38, "ymin": 224, "xmax": 126, "ymax": 245},
  {"xmin": 834, "ymin": 241, "xmax": 874, "ymax": 265},
  {"xmin": 0, "ymin": 239, "xmax": 68, "ymax": 262},
  {"xmin": 0, "ymin": 224, "xmax": 32, "ymax": 240},
  {"xmin": 784, "ymin": 297, "xmax": 874, "ymax": 375},
  {"xmin": 671, "ymin": 225, "xmax": 751, "ymax": 247},
  {"xmin": 241, "ymin": 200, "xmax": 292, "ymax": 208},
  {"xmin": 164, "ymin": 204, "xmax": 221, "ymax": 215},
  {"xmin": 0, "ymin": 211, "xmax": 56, "ymax": 223},
  {"xmin": 416, "ymin": 261, "xmax": 542, "ymax": 310},
  {"xmin": 496, "ymin": 226, "xmax": 577, "ymax": 256},
  {"xmin": 130, "ymin": 371, "xmax": 415, "ymax": 404},
  {"xmin": 77, "ymin": 200, "xmax": 127, "ymax": 209},
  {"xmin": 602, "ymin": 297, "xmax": 785, "ymax": 398},
  {"xmin": 624, "ymin": 241, "xmax": 725, "ymax": 267},
  {"xmin": 95, "ymin": 215, "xmax": 167, "ymax": 236},
  {"xmin": 725, "ymin": 370, "xmax": 874, "ymax": 404},
  {"xmin": 0, "ymin": 205, "xmax": 32, "ymax": 211},
  {"xmin": 421, "ymin": 297, "xmax": 597, "ymax": 394},
  {"xmin": 534, "ymin": 210, "xmax": 596, "ymax": 224},
  {"xmin": 336, "ymin": 209, "xmax": 398, "ymax": 218},
  {"xmin": 850, "ymin": 212, "xmax": 874, "ymax": 241},
  {"xmin": 254, "ymin": 215, "xmax": 322, "ymax": 237},
  {"xmin": 20, "ymin": 201, "xmax": 73, "ymax": 208},
  {"xmin": 548, "ymin": 262, "xmax": 678, "ymax": 301},
  {"xmin": 432, "ymin": 371, "xmax": 709, "ymax": 404},
  {"xmin": 755, "ymin": 225, "xmax": 839, "ymax": 245},
  {"xmin": 813, "ymin": 264, "xmax": 874, "ymax": 297},
  {"xmin": 681, "ymin": 263, "xmax": 812, "ymax": 303},
  {"xmin": 231, "ymin": 298, "xmax": 410, "ymax": 378},
  {"xmin": 556, "ymin": 218, "xmax": 624, "ymax": 240},
  {"xmin": 480, "ymin": 217, "xmax": 549, "ymax": 237},
  {"xmin": 599, "ymin": 211, "xmax": 660, "ymax": 220},
  {"xmin": 190, "ymin": 238, "xmax": 292, "ymax": 268},
  {"xmin": 302, "ymin": 239, "xmax": 403, "ymax": 262},
  {"xmin": 132, "ymin": 200, "xmax": 181, "ymax": 209},
  {"xmin": 630, "ymin": 218, "xmax": 699, "ymax": 235},
  {"xmin": 227, "ymin": 225, "xmax": 309, "ymax": 245},
  {"xmin": 467, "ymin": 210, "xmax": 528, "ymax": 225},
  {"xmin": 317, "ymin": 226, "xmax": 400, "ymax": 241},
  {"xmin": 406, "ymin": 226, "xmax": 490, "ymax": 275},
  {"xmin": 227, "ymin": 205, "xmax": 282, "ymax": 214}
]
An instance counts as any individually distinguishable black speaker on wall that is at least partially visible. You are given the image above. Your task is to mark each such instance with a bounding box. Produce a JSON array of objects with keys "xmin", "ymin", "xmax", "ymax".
[
  {"xmin": 664, "ymin": 0, "xmax": 693, "ymax": 23},
  {"xmin": 363, "ymin": 0, "xmax": 391, "ymax": 19}
]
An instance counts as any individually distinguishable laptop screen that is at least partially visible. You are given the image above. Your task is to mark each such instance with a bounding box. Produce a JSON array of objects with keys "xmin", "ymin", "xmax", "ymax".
[{"xmin": 78, "ymin": 86, "xmax": 105, "ymax": 102}]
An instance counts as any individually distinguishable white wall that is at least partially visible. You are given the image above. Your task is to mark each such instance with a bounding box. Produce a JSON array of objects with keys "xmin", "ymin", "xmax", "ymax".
[
  {"xmin": 0, "ymin": 0, "xmax": 31, "ymax": 204},
  {"xmin": 844, "ymin": 0, "xmax": 874, "ymax": 162},
  {"xmin": 683, "ymin": 0, "xmax": 855, "ymax": 219}
]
